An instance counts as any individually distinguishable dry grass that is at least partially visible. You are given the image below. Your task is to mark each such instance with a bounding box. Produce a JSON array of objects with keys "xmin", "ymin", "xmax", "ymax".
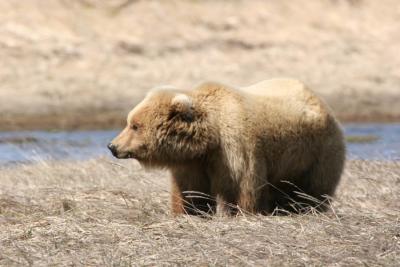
[
  {"xmin": 1, "ymin": 0, "xmax": 400, "ymax": 130},
  {"xmin": 0, "ymin": 158, "xmax": 399, "ymax": 266}
]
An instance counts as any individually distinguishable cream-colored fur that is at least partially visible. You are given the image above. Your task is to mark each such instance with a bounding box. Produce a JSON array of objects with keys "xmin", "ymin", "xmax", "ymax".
[
  {"xmin": 110, "ymin": 78, "xmax": 346, "ymax": 215},
  {"xmin": 242, "ymin": 78, "xmax": 325, "ymax": 122}
]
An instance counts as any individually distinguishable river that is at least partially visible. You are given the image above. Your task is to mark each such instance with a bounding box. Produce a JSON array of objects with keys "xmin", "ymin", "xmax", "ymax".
[{"xmin": 0, "ymin": 124, "xmax": 399, "ymax": 165}]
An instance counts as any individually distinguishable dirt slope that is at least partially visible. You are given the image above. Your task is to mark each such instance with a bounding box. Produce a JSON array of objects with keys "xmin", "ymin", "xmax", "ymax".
[{"xmin": 1, "ymin": 0, "xmax": 400, "ymax": 130}]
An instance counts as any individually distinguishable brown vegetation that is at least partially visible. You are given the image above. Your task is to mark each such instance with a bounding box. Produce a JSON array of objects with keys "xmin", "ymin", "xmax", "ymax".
[{"xmin": 0, "ymin": 159, "xmax": 399, "ymax": 265}]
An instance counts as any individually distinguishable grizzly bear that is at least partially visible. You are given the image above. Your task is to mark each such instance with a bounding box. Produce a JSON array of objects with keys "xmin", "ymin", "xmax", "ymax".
[{"xmin": 108, "ymin": 78, "xmax": 345, "ymax": 215}]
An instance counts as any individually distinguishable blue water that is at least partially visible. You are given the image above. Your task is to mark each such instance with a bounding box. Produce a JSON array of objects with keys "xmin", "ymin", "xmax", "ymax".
[
  {"xmin": 0, "ymin": 130, "xmax": 118, "ymax": 165},
  {"xmin": 343, "ymin": 123, "xmax": 400, "ymax": 160},
  {"xmin": 0, "ymin": 124, "xmax": 399, "ymax": 165}
]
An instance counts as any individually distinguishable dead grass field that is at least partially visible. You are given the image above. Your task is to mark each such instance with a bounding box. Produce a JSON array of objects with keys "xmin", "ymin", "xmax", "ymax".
[
  {"xmin": 1, "ymin": 0, "xmax": 400, "ymax": 130},
  {"xmin": 0, "ymin": 158, "xmax": 399, "ymax": 266},
  {"xmin": 1, "ymin": 1, "xmax": 399, "ymax": 266}
]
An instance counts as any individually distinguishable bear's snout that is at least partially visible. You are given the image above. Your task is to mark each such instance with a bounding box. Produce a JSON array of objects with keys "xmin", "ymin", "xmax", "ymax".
[
  {"xmin": 107, "ymin": 143, "xmax": 118, "ymax": 157},
  {"xmin": 107, "ymin": 142, "xmax": 136, "ymax": 159}
]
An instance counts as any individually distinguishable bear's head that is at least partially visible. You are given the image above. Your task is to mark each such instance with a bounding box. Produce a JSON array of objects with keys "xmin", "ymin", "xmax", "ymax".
[{"xmin": 108, "ymin": 89, "xmax": 218, "ymax": 168}]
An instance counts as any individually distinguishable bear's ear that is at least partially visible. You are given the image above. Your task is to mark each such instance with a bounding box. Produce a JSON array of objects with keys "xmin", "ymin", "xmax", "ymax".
[{"xmin": 169, "ymin": 94, "xmax": 194, "ymax": 122}]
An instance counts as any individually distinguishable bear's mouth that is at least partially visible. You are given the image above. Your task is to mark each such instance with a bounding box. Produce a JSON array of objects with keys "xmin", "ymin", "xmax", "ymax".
[
  {"xmin": 128, "ymin": 152, "xmax": 139, "ymax": 159},
  {"xmin": 112, "ymin": 151, "xmax": 137, "ymax": 159},
  {"xmin": 124, "ymin": 152, "xmax": 136, "ymax": 159}
]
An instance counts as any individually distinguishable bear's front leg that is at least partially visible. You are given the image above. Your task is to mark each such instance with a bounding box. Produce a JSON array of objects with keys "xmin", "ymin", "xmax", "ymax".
[
  {"xmin": 171, "ymin": 181, "xmax": 185, "ymax": 215},
  {"xmin": 170, "ymin": 164, "xmax": 216, "ymax": 216}
]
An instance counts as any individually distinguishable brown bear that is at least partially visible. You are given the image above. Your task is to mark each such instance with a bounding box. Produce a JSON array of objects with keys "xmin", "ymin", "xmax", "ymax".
[{"xmin": 108, "ymin": 78, "xmax": 345, "ymax": 215}]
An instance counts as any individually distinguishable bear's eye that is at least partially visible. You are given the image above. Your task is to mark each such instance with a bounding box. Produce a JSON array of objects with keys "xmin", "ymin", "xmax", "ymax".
[{"xmin": 131, "ymin": 123, "xmax": 140, "ymax": 131}]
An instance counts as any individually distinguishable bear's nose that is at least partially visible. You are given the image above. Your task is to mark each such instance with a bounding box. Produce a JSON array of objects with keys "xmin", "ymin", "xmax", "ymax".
[{"xmin": 107, "ymin": 143, "xmax": 117, "ymax": 156}]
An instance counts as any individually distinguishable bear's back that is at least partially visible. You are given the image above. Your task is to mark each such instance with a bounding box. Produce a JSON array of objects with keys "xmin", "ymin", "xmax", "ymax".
[
  {"xmin": 241, "ymin": 78, "xmax": 328, "ymax": 123},
  {"xmin": 242, "ymin": 78, "xmax": 305, "ymax": 98}
]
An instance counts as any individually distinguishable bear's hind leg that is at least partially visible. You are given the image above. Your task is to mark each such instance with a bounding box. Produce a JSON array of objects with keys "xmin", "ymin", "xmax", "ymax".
[
  {"xmin": 291, "ymin": 140, "xmax": 345, "ymax": 213},
  {"xmin": 270, "ymin": 160, "xmax": 343, "ymax": 214},
  {"xmin": 303, "ymin": 151, "xmax": 344, "ymax": 212}
]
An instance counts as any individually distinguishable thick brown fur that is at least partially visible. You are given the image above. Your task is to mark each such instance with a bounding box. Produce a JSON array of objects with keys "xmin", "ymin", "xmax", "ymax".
[{"xmin": 109, "ymin": 79, "xmax": 346, "ymax": 215}]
